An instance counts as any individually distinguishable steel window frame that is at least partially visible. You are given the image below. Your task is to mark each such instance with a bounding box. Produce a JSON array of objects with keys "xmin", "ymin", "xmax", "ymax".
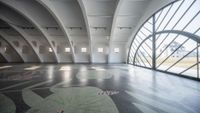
[{"xmin": 127, "ymin": 0, "xmax": 200, "ymax": 80}]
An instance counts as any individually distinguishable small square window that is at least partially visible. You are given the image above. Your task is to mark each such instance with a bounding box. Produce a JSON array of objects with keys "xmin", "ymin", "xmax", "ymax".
[
  {"xmin": 81, "ymin": 48, "xmax": 87, "ymax": 52},
  {"xmin": 98, "ymin": 48, "xmax": 103, "ymax": 53},
  {"xmin": 114, "ymin": 48, "xmax": 119, "ymax": 53},
  {"xmin": 49, "ymin": 48, "xmax": 53, "ymax": 52},
  {"xmin": 65, "ymin": 48, "xmax": 70, "ymax": 52}
]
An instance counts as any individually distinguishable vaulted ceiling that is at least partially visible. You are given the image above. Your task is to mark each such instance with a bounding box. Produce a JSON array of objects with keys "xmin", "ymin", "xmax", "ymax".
[{"xmin": 0, "ymin": 0, "xmax": 174, "ymax": 63}]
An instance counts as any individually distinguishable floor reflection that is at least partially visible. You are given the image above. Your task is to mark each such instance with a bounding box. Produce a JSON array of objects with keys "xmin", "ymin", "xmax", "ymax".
[{"xmin": 0, "ymin": 64, "xmax": 200, "ymax": 113}]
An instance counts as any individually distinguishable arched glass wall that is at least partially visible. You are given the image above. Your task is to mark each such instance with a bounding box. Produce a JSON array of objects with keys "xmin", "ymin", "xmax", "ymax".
[{"xmin": 128, "ymin": 0, "xmax": 200, "ymax": 79}]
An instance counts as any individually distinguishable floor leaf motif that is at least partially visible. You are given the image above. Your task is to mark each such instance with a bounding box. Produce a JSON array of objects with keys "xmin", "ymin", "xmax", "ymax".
[{"xmin": 25, "ymin": 87, "xmax": 119, "ymax": 113}]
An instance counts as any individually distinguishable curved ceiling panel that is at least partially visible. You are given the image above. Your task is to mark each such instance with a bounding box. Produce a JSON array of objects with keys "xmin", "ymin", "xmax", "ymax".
[
  {"xmin": 0, "ymin": 34, "xmax": 23, "ymax": 62},
  {"xmin": 0, "ymin": 31, "xmax": 25, "ymax": 62},
  {"xmin": 0, "ymin": 0, "xmax": 58, "ymax": 62},
  {"xmin": 39, "ymin": 0, "xmax": 90, "ymax": 63},
  {"xmin": 112, "ymin": 0, "xmax": 150, "ymax": 42},
  {"xmin": 78, "ymin": 0, "xmax": 117, "ymax": 63},
  {"xmin": 0, "ymin": 17, "xmax": 41, "ymax": 62}
]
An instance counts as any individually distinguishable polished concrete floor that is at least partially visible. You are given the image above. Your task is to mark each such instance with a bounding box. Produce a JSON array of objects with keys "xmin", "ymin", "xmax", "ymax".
[{"xmin": 0, "ymin": 64, "xmax": 200, "ymax": 113}]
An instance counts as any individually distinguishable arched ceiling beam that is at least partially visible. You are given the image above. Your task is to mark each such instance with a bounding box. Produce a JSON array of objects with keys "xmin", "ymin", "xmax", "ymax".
[
  {"xmin": 36, "ymin": 0, "xmax": 76, "ymax": 63},
  {"xmin": 78, "ymin": 0, "xmax": 92, "ymax": 63},
  {"xmin": 0, "ymin": 0, "xmax": 58, "ymax": 63},
  {"xmin": 0, "ymin": 16, "xmax": 42, "ymax": 62},
  {"xmin": 0, "ymin": 32, "xmax": 24, "ymax": 62},
  {"xmin": 109, "ymin": 0, "xmax": 124, "ymax": 62}
]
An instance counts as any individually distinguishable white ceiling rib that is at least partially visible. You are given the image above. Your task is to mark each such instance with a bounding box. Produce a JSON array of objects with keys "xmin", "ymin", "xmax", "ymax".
[
  {"xmin": 36, "ymin": 0, "xmax": 76, "ymax": 63},
  {"xmin": 78, "ymin": 0, "xmax": 93, "ymax": 63}
]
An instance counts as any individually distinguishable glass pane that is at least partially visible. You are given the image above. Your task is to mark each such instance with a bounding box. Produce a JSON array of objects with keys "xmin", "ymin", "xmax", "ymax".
[
  {"xmin": 140, "ymin": 27, "xmax": 151, "ymax": 36},
  {"xmin": 136, "ymin": 53, "xmax": 145, "ymax": 67},
  {"xmin": 134, "ymin": 36, "xmax": 142, "ymax": 47},
  {"xmin": 168, "ymin": 50, "xmax": 197, "ymax": 77},
  {"xmin": 195, "ymin": 28, "xmax": 200, "ymax": 37},
  {"xmin": 157, "ymin": 0, "xmax": 183, "ymax": 31},
  {"xmin": 129, "ymin": 47, "xmax": 135, "ymax": 64},
  {"xmin": 138, "ymin": 31, "xmax": 147, "ymax": 40},
  {"xmin": 157, "ymin": 35, "xmax": 198, "ymax": 77},
  {"xmin": 182, "ymin": 65, "xmax": 197, "ymax": 78},
  {"xmin": 198, "ymin": 44, "xmax": 200, "ymax": 78},
  {"xmin": 156, "ymin": 33, "xmax": 177, "ymax": 54},
  {"xmin": 143, "ymin": 22, "xmax": 152, "ymax": 33},
  {"xmin": 156, "ymin": 5, "xmax": 171, "ymax": 29},
  {"xmin": 135, "ymin": 37, "xmax": 152, "ymax": 68},
  {"xmin": 129, "ymin": 56, "xmax": 133, "ymax": 64},
  {"xmin": 155, "ymin": 10, "xmax": 162, "ymax": 22},
  {"xmin": 165, "ymin": 0, "xmax": 194, "ymax": 30},
  {"xmin": 156, "ymin": 5, "xmax": 173, "ymax": 31},
  {"xmin": 184, "ymin": 14, "xmax": 200, "ymax": 34},
  {"xmin": 156, "ymin": 34, "xmax": 187, "ymax": 68},
  {"xmin": 174, "ymin": 0, "xmax": 200, "ymax": 31},
  {"xmin": 135, "ymin": 54, "xmax": 142, "ymax": 66},
  {"xmin": 130, "ymin": 50, "xmax": 134, "ymax": 58}
]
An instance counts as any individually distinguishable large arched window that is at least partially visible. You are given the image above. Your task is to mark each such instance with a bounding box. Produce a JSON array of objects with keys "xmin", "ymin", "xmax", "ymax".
[{"xmin": 128, "ymin": 0, "xmax": 200, "ymax": 79}]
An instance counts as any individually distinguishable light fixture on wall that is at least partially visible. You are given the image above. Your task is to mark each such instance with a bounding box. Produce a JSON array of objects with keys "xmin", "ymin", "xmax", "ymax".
[
  {"xmin": 67, "ymin": 27, "xmax": 82, "ymax": 30},
  {"xmin": 91, "ymin": 27, "xmax": 107, "ymax": 30},
  {"xmin": 117, "ymin": 26, "xmax": 132, "ymax": 30},
  {"xmin": 21, "ymin": 27, "xmax": 35, "ymax": 29},
  {"xmin": 44, "ymin": 27, "xmax": 59, "ymax": 30}
]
